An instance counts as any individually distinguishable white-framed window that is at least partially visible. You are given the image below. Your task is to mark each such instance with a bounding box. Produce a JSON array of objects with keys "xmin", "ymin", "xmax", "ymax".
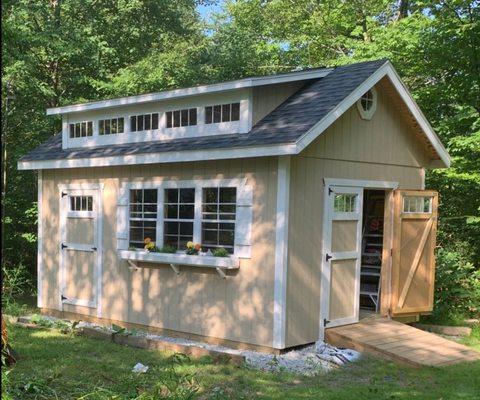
[
  {"xmin": 70, "ymin": 195, "xmax": 93, "ymax": 211},
  {"xmin": 201, "ymin": 187, "xmax": 236, "ymax": 254},
  {"xmin": 163, "ymin": 188, "xmax": 195, "ymax": 249},
  {"xmin": 69, "ymin": 121, "xmax": 93, "ymax": 138},
  {"xmin": 333, "ymin": 193, "xmax": 357, "ymax": 213},
  {"xmin": 165, "ymin": 108, "xmax": 197, "ymax": 128},
  {"xmin": 403, "ymin": 196, "xmax": 432, "ymax": 213},
  {"xmin": 357, "ymin": 88, "xmax": 377, "ymax": 120},
  {"xmin": 99, "ymin": 117, "xmax": 124, "ymax": 135},
  {"xmin": 130, "ymin": 113, "xmax": 159, "ymax": 132},
  {"xmin": 129, "ymin": 189, "xmax": 158, "ymax": 248},
  {"xmin": 205, "ymin": 103, "xmax": 240, "ymax": 124},
  {"xmin": 118, "ymin": 179, "xmax": 252, "ymax": 257}
]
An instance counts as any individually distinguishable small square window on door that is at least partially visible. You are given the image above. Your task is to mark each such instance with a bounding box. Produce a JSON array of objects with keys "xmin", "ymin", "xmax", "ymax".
[{"xmin": 70, "ymin": 196, "xmax": 93, "ymax": 212}]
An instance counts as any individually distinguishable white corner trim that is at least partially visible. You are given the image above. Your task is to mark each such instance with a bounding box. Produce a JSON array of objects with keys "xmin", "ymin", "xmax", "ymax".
[
  {"xmin": 46, "ymin": 69, "xmax": 333, "ymax": 116},
  {"xmin": 296, "ymin": 62, "xmax": 451, "ymax": 168},
  {"xmin": 37, "ymin": 170, "xmax": 43, "ymax": 308},
  {"xmin": 96, "ymin": 182, "xmax": 104, "ymax": 318},
  {"xmin": 273, "ymin": 156, "xmax": 291, "ymax": 349}
]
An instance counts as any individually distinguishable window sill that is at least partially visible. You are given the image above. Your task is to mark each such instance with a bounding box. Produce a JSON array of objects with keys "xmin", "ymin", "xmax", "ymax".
[{"xmin": 118, "ymin": 250, "xmax": 239, "ymax": 278}]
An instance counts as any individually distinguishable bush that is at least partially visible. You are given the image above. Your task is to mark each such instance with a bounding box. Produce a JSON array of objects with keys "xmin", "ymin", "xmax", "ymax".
[
  {"xmin": 426, "ymin": 248, "xmax": 480, "ymax": 325},
  {"xmin": 158, "ymin": 245, "xmax": 177, "ymax": 254},
  {"xmin": 1, "ymin": 264, "xmax": 34, "ymax": 306}
]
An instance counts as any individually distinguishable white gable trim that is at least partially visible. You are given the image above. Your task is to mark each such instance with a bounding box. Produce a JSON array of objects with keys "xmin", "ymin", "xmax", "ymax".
[
  {"xmin": 46, "ymin": 69, "xmax": 333, "ymax": 116},
  {"xmin": 296, "ymin": 61, "xmax": 450, "ymax": 168}
]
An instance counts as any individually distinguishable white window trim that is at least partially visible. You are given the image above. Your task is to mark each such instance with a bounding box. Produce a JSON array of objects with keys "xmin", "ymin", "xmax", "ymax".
[
  {"xmin": 119, "ymin": 178, "xmax": 252, "ymax": 258},
  {"xmin": 356, "ymin": 87, "xmax": 377, "ymax": 120}
]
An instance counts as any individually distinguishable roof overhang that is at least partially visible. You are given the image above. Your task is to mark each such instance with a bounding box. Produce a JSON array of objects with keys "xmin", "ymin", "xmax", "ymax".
[
  {"xmin": 46, "ymin": 68, "xmax": 333, "ymax": 116},
  {"xmin": 19, "ymin": 61, "xmax": 450, "ymax": 171}
]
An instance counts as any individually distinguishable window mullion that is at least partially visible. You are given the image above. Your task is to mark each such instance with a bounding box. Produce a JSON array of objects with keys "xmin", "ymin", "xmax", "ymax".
[
  {"xmin": 157, "ymin": 187, "xmax": 164, "ymax": 248},
  {"xmin": 194, "ymin": 187, "xmax": 202, "ymax": 244}
]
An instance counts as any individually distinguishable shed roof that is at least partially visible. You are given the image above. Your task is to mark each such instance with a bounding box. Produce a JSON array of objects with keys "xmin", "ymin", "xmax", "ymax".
[{"xmin": 18, "ymin": 59, "xmax": 450, "ymax": 170}]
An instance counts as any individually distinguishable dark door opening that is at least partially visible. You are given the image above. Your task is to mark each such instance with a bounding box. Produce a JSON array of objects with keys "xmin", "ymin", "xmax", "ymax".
[{"xmin": 360, "ymin": 189, "xmax": 386, "ymax": 315}]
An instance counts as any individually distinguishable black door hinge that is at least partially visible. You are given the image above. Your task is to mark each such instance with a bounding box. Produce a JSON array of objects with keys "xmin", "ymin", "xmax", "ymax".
[
  {"xmin": 326, "ymin": 253, "xmax": 332, "ymax": 262},
  {"xmin": 328, "ymin": 187, "xmax": 334, "ymax": 195},
  {"xmin": 91, "ymin": 247, "xmax": 97, "ymax": 251},
  {"xmin": 324, "ymin": 318, "xmax": 330, "ymax": 326},
  {"xmin": 61, "ymin": 243, "xmax": 68, "ymax": 249},
  {"xmin": 61, "ymin": 191, "xmax": 68, "ymax": 197},
  {"xmin": 61, "ymin": 294, "xmax": 67, "ymax": 301}
]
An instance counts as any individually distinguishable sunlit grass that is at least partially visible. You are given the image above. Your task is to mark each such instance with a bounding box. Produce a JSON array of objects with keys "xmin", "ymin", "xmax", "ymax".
[{"xmin": 4, "ymin": 324, "xmax": 480, "ymax": 399}]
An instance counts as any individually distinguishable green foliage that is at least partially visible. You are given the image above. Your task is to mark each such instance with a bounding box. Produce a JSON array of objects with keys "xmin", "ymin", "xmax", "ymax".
[
  {"xmin": 425, "ymin": 248, "xmax": 480, "ymax": 325},
  {"xmin": 158, "ymin": 245, "xmax": 178, "ymax": 254},
  {"xmin": 212, "ymin": 248, "xmax": 229, "ymax": 257},
  {"xmin": 1, "ymin": 264, "xmax": 33, "ymax": 306}
]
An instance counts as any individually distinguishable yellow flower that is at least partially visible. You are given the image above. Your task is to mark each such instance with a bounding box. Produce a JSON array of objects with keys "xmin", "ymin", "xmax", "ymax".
[{"xmin": 186, "ymin": 241, "xmax": 194, "ymax": 249}]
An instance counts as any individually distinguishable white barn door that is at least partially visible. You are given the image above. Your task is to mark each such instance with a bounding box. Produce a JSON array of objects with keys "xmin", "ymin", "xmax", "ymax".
[{"xmin": 321, "ymin": 186, "xmax": 364, "ymax": 330}]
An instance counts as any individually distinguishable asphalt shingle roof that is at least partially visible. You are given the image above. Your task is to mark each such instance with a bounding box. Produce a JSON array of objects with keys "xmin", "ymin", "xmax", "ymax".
[{"xmin": 20, "ymin": 59, "xmax": 388, "ymax": 163}]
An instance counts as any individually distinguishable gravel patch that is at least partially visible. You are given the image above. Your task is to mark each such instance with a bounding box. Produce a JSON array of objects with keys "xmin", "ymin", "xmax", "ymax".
[{"xmin": 22, "ymin": 315, "xmax": 361, "ymax": 376}]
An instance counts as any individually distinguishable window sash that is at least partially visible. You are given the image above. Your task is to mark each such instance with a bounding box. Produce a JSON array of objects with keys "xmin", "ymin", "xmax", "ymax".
[{"xmin": 127, "ymin": 184, "xmax": 241, "ymax": 254}]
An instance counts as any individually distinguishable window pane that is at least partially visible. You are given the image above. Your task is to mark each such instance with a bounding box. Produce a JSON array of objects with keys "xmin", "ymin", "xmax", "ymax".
[
  {"xmin": 205, "ymin": 106, "xmax": 212, "ymax": 124},
  {"xmin": 165, "ymin": 189, "xmax": 178, "ymax": 203},
  {"xmin": 70, "ymin": 197, "xmax": 75, "ymax": 210},
  {"xmin": 164, "ymin": 221, "xmax": 178, "ymax": 235},
  {"xmin": 166, "ymin": 111, "xmax": 172, "ymax": 128},
  {"xmin": 179, "ymin": 222, "xmax": 193, "ymax": 235},
  {"xmin": 173, "ymin": 110, "xmax": 180, "ymax": 127},
  {"xmin": 130, "ymin": 189, "xmax": 142, "ymax": 203},
  {"xmin": 333, "ymin": 194, "xmax": 357, "ymax": 213},
  {"xmin": 231, "ymin": 102, "xmax": 240, "ymax": 121},
  {"xmin": 403, "ymin": 196, "xmax": 432, "ymax": 213},
  {"xmin": 70, "ymin": 124, "xmax": 75, "ymax": 138},
  {"xmin": 222, "ymin": 104, "xmax": 231, "ymax": 122},
  {"xmin": 144, "ymin": 114, "xmax": 151, "ymax": 130},
  {"xmin": 75, "ymin": 197, "xmax": 81, "ymax": 210},
  {"xmin": 99, "ymin": 120, "xmax": 104, "ymax": 135},
  {"xmin": 87, "ymin": 197, "xmax": 93, "ymax": 211},
  {"xmin": 203, "ymin": 188, "xmax": 218, "ymax": 203},
  {"xmin": 179, "ymin": 204, "xmax": 194, "ymax": 219},
  {"xmin": 220, "ymin": 187, "xmax": 236, "ymax": 203},
  {"xmin": 152, "ymin": 113, "xmax": 158, "ymax": 129},
  {"xmin": 130, "ymin": 116, "xmax": 137, "ymax": 132},
  {"xmin": 137, "ymin": 115, "xmax": 144, "ymax": 131},
  {"xmin": 181, "ymin": 109, "xmax": 189, "ymax": 127},
  {"xmin": 81, "ymin": 122, "xmax": 87, "ymax": 137},
  {"xmin": 165, "ymin": 204, "xmax": 178, "ymax": 219},
  {"xmin": 111, "ymin": 119, "xmax": 117, "ymax": 134},
  {"xmin": 105, "ymin": 119, "xmax": 111, "ymax": 135},
  {"xmin": 179, "ymin": 188, "xmax": 195, "ymax": 203},
  {"xmin": 189, "ymin": 108, "xmax": 197, "ymax": 126},
  {"xmin": 118, "ymin": 118, "xmax": 124, "ymax": 133},
  {"xmin": 75, "ymin": 123, "xmax": 80, "ymax": 137},
  {"xmin": 213, "ymin": 105, "xmax": 221, "ymax": 123},
  {"xmin": 87, "ymin": 122, "xmax": 93, "ymax": 136},
  {"xmin": 143, "ymin": 189, "xmax": 157, "ymax": 204}
]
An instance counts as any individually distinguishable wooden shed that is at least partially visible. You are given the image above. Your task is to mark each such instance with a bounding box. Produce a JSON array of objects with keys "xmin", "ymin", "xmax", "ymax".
[{"xmin": 19, "ymin": 59, "xmax": 450, "ymax": 352}]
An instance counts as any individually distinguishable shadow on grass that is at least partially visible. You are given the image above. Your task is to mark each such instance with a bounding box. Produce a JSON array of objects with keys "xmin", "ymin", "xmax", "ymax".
[{"xmin": 6, "ymin": 325, "xmax": 480, "ymax": 400}]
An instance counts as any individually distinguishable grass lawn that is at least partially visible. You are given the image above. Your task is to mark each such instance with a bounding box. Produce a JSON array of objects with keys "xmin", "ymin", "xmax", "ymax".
[{"xmin": 3, "ymin": 324, "xmax": 480, "ymax": 399}]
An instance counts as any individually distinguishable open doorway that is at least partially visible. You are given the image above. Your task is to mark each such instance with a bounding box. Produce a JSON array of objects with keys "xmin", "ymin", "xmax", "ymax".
[{"xmin": 360, "ymin": 189, "xmax": 386, "ymax": 319}]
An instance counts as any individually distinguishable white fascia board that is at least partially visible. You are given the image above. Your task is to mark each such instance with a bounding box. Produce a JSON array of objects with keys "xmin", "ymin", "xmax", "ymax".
[
  {"xmin": 46, "ymin": 69, "xmax": 333, "ymax": 116},
  {"xmin": 17, "ymin": 143, "xmax": 297, "ymax": 170},
  {"xmin": 296, "ymin": 61, "xmax": 451, "ymax": 168}
]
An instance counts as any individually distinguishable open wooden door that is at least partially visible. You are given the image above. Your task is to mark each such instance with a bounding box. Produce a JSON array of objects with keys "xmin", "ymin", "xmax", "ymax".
[{"xmin": 390, "ymin": 190, "xmax": 438, "ymax": 316}]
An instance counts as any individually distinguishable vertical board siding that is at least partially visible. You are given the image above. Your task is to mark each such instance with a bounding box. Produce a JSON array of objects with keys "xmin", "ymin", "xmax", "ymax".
[
  {"xmin": 285, "ymin": 85, "xmax": 429, "ymax": 348},
  {"xmin": 41, "ymin": 157, "xmax": 278, "ymax": 347}
]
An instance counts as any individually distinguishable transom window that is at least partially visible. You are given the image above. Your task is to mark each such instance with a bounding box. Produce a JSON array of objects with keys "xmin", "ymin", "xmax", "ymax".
[
  {"xmin": 166, "ymin": 108, "xmax": 197, "ymax": 128},
  {"xmin": 129, "ymin": 189, "xmax": 157, "ymax": 248},
  {"xmin": 70, "ymin": 196, "xmax": 93, "ymax": 211},
  {"xmin": 333, "ymin": 194, "xmax": 357, "ymax": 213},
  {"xmin": 205, "ymin": 103, "xmax": 240, "ymax": 124},
  {"xmin": 403, "ymin": 196, "xmax": 432, "ymax": 213},
  {"xmin": 69, "ymin": 121, "xmax": 93, "ymax": 138},
  {"xmin": 357, "ymin": 88, "xmax": 377, "ymax": 120},
  {"xmin": 99, "ymin": 117, "xmax": 124, "ymax": 135},
  {"xmin": 202, "ymin": 187, "xmax": 236, "ymax": 253},
  {"xmin": 130, "ymin": 113, "xmax": 159, "ymax": 132},
  {"xmin": 163, "ymin": 188, "xmax": 195, "ymax": 249}
]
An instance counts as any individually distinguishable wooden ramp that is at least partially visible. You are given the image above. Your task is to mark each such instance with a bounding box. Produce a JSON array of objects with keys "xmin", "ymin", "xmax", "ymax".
[{"xmin": 325, "ymin": 318, "xmax": 480, "ymax": 367}]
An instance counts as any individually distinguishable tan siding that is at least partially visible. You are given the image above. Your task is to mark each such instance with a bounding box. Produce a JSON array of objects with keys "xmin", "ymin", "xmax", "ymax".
[
  {"xmin": 41, "ymin": 158, "xmax": 278, "ymax": 347},
  {"xmin": 285, "ymin": 85, "xmax": 428, "ymax": 348},
  {"xmin": 252, "ymin": 81, "xmax": 305, "ymax": 125}
]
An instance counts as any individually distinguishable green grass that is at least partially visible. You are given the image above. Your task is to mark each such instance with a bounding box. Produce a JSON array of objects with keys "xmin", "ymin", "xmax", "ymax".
[{"xmin": 3, "ymin": 324, "xmax": 480, "ymax": 399}]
